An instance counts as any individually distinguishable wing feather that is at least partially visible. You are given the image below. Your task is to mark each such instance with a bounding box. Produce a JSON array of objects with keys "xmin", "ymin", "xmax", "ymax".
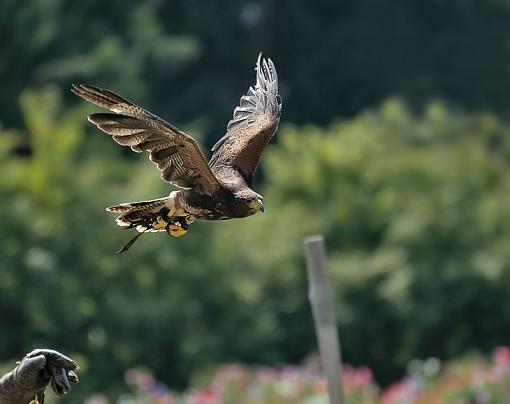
[
  {"xmin": 72, "ymin": 84, "xmax": 219, "ymax": 193},
  {"xmin": 209, "ymin": 54, "xmax": 282, "ymax": 185}
]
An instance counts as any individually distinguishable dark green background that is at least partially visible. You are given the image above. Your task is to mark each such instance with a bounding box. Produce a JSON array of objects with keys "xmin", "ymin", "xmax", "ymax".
[{"xmin": 2, "ymin": 0, "xmax": 510, "ymax": 401}]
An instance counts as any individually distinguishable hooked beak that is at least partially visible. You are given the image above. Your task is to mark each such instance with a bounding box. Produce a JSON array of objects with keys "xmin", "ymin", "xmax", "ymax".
[{"xmin": 258, "ymin": 199, "xmax": 265, "ymax": 212}]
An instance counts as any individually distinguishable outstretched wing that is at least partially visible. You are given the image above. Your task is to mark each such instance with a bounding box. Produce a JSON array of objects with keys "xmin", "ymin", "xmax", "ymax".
[
  {"xmin": 71, "ymin": 84, "xmax": 220, "ymax": 194},
  {"xmin": 209, "ymin": 54, "xmax": 281, "ymax": 186}
]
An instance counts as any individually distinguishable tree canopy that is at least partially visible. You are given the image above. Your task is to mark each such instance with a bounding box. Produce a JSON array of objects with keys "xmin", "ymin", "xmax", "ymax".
[{"xmin": 2, "ymin": 88, "xmax": 510, "ymax": 400}]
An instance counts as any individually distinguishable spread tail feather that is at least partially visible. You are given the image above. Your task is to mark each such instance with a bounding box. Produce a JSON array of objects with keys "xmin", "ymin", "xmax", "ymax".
[
  {"xmin": 106, "ymin": 197, "xmax": 171, "ymax": 231},
  {"xmin": 106, "ymin": 195, "xmax": 194, "ymax": 253}
]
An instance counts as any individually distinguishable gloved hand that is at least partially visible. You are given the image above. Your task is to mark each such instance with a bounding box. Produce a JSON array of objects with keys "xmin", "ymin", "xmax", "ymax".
[{"xmin": 0, "ymin": 349, "xmax": 79, "ymax": 404}]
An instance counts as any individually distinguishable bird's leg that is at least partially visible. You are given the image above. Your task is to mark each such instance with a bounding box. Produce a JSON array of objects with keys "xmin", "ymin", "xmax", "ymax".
[
  {"xmin": 166, "ymin": 220, "xmax": 187, "ymax": 237},
  {"xmin": 153, "ymin": 216, "xmax": 169, "ymax": 231},
  {"xmin": 166, "ymin": 215, "xmax": 195, "ymax": 238},
  {"xmin": 153, "ymin": 200, "xmax": 195, "ymax": 238},
  {"xmin": 150, "ymin": 207, "xmax": 170, "ymax": 231}
]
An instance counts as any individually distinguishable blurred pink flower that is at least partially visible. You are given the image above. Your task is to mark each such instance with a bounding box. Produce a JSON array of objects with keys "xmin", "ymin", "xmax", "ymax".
[
  {"xmin": 380, "ymin": 382, "xmax": 404, "ymax": 404},
  {"xmin": 124, "ymin": 367, "xmax": 156, "ymax": 391},
  {"xmin": 343, "ymin": 365, "xmax": 373, "ymax": 389},
  {"xmin": 188, "ymin": 388, "xmax": 220, "ymax": 404},
  {"xmin": 280, "ymin": 365, "xmax": 300, "ymax": 380},
  {"xmin": 114, "ymin": 347, "xmax": 510, "ymax": 403},
  {"xmin": 355, "ymin": 366, "xmax": 373, "ymax": 387},
  {"xmin": 210, "ymin": 363, "xmax": 249, "ymax": 396},
  {"xmin": 380, "ymin": 377, "xmax": 420, "ymax": 404},
  {"xmin": 256, "ymin": 367, "xmax": 278, "ymax": 383},
  {"xmin": 493, "ymin": 346, "xmax": 510, "ymax": 367},
  {"xmin": 313, "ymin": 378, "xmax": 327, "ymax": 394}
]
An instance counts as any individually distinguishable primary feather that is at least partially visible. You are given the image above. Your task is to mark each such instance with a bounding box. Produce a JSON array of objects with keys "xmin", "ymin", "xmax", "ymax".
[
  {"xmin": 210, "ymin": 54, "xmax": 282, "ymax": 185},
  {"xmin": 71, "ymin": 84, "xmax": 219, "ymax": 194}
]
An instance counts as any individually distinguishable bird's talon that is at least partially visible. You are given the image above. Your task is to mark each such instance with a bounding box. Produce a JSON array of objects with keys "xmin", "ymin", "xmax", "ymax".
[
  {"xmin": 168, "ymin": 223, "xmax": 187, "ymax": 237},
  {"xmin": 153, "ymin": 217, "xmax": 168, "ymax": 230}
]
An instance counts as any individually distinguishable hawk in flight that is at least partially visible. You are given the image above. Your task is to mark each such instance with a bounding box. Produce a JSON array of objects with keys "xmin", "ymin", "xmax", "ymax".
[{"xmin": 72, "ymin": 54, "xmax": 281, "ymax": 252}]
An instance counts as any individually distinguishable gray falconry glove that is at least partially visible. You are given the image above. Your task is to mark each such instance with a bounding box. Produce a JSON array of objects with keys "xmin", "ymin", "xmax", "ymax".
[{"xmin": 0, "ymin": 349, "xmax": 79, "ymax": 404}]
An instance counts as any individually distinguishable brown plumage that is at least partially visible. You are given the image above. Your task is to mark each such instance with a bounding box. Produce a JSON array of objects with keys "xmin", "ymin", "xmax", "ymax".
[{"xmin": 72, "ymin": 54, "xmax": 281, "ymax": 252}]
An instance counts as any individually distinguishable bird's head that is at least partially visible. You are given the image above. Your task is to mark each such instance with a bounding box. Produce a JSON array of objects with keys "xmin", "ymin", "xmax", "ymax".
[{"xmin": 236, "ymin": 190, "xmax": 264, "ymax": 214}]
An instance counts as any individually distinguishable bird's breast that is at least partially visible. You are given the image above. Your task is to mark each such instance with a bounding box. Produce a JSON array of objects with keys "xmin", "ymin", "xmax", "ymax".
[{"xmin": 183, "ymin": 190, "xmax": 251, "ymax": 220}]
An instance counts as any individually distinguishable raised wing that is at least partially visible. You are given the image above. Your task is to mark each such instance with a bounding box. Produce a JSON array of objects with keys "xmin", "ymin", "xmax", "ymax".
[
  {"xmin": 209, "ymin": 54, "xmax": 281, "ymax": 185},
  {"xmin": 71, "ymin": 84, "xmax": 220, "ymax": 194}
]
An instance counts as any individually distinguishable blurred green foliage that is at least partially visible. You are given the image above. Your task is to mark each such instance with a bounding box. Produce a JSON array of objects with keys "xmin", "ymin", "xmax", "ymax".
[
  {"xmin": 4, "ymin": 0, "xmax": 510, "ymax": 142},
  {"xmin": 3, "ymin": 0, "xmax": 510, "ymax": 402},
  {"xmin": 2, "ymin": 87, "xmax": 510, "ymax": 401}
]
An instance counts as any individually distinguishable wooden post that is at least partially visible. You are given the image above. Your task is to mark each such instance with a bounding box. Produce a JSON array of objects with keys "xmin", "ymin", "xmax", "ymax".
[{"xmin": 304, "ymin": 235, "xmax": 345, "ymax": 404}]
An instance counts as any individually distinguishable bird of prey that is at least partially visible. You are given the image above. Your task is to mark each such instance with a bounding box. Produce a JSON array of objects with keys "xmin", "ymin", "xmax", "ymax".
[{"xmin": 72, "ymin": 54, "xmax": 281, "ymax": 253}]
